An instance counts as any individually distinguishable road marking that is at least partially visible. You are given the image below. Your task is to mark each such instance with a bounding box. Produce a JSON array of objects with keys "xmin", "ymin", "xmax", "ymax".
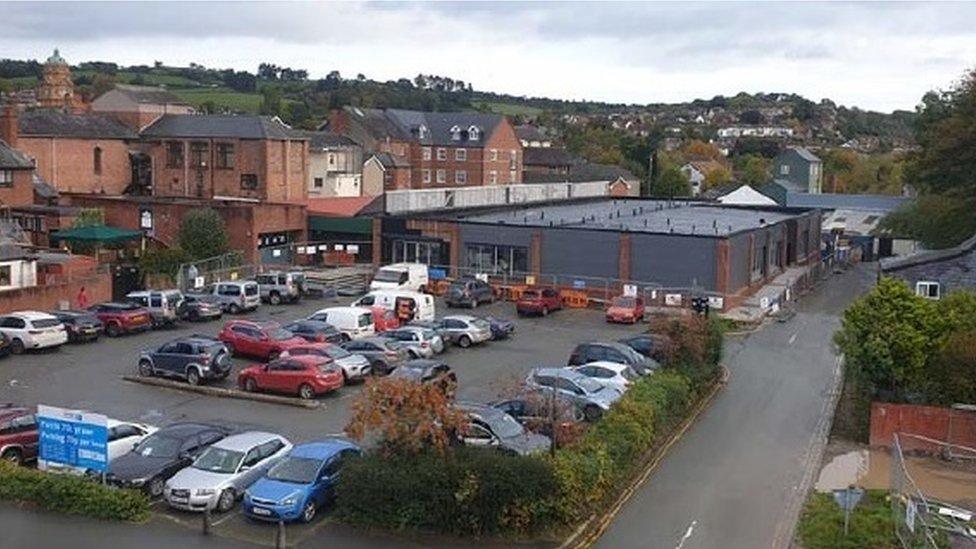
[
  {"xmin": 788, "ymin": 332, "xmax": 797, "ymax": 345},
  {"xmin": 675, "ymin": 520, "xmax": 697, "ymax": 549},
  {"xmin": 210, "ymin": 510, "xmax": 241, "ymax": 526}
]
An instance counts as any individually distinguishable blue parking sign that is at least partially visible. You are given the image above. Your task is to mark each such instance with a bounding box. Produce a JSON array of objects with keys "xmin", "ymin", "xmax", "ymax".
[{"xmin": 37, "ymin": 405, "xmax": 109, "ymax": 473}]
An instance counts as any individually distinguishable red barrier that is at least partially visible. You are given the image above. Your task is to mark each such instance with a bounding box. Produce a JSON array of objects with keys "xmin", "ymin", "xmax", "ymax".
[{"xmin": 870, "ymin": 402, "xmax": 976, "ymax": 453}]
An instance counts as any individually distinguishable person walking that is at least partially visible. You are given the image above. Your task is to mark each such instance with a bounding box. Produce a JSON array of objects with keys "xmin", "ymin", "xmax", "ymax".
[{"xmin": 76, "ymin": 286, "xmax": 89, "ymax": 309}]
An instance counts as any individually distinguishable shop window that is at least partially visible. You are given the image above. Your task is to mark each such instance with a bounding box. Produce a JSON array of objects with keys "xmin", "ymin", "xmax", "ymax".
[{"xmin": 465, "ymin": 243, "xmax": 528, "ymax": 275}]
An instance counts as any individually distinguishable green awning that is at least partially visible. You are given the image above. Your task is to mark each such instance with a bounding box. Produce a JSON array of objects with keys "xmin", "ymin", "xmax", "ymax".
[
  {"xmin": 51, "ymin": 225, "xmax": 144, "ymax": 244},
  {"xmin": 308, "ymin": 216, "xmax": 372, "ymax": 235}
]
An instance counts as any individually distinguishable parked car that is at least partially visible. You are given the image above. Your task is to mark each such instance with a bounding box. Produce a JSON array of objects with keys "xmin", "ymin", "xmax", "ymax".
[
  {"xmin": 280, "ymin": 320, "xmax": 344, "ymax": 344},
  {"xmin": 217, "ymin": 320, "xmax": 307, "ymax": 361},
  {"xmin": 138, "ymin": 336, "xmax": 232, "ymax": 385},
  {"xmin": 239, "ymin": 355, "xmax": 344, "ymax": 399},
  {"xmin": 352, "ymin": 290, "xmax": 435, "ymax": 322},
  {"xmin": 49, "ymin": 310, "xmax": 103, "ymax": 343},
  {"xmin": 605, "ymin": 295, "xmax": 645, "ymax": 324},
  {"xmin": 184, "ymin": 289, "xmax": 237, "ymax": 315},
  {"xmin": 244, "ymin": 439, "xmax": 362, "ymax": 523},
  {"xmin": 0, "ymin": 404, "xmax": 37, "ymax": 465},
  {"xmin": 383, "ymin": 326, "xmax": 444, "ymax": 358},
  {"xmin": 164, "ymin": 431, "xmax": 292, "ymax": 513},
  {"xmin": 126, "ymin": 290, "xmax": 183, "ymax": 328},
  {"xmin": 445, "ymin": 277, "xmax": 494, "ymax": 309},
  {"xmin": 406, "ymin": 319, "xmax": 455, "ymax": 346},
  {"xmin": 177, "ymin": 294, "xmax": 224, "ymax": 322},
  {"xmin": 369, "ymin": 263, "xmax": 429, "ymax": 292},
  {"xmin": 567, "ymin": 341, "xmax": 660, "ymax": 376},
  {"xmin": 339, "ymin": 337, "xmax": 408, "ymax": 376},
  {"xmin": 107, "ymin": 422, "xmax": 230, "ymax": 497},
  {"xmin": 280, "ymin": 344, "xmax": 372, "ymax": 382},
  {"xmin": 456, "ymin": 402, "xmax": 549, "ymax": 455},
  {"xmin": 88, "ymin": 302, "xmax": 152, "ymax": 337},
  {"xmin": 205, "ymin": 281, "xmax": 260, "ymax": 314},
  {"xmin": 439, "ymin": 315, "xmax": 492, "ymax": 348},
  {"xmin": 388, "ymin": 359, "xmax": 457, "ymax": 396},
  {"xmin": 370, "ymin": 307, "xmax": 400, "ymax": 333},
  {"xmin": 479, "ymin": 315, "xmax": 515, "ymax": 340},
  {"xmin": 41, "ymin": 419, "xmax": 157, "ymax": 475},
  {"xmin": 617, "ymin": 334, "xmax": 672, "ymax": 362},
  {"xmin": 570, "ymin": 361, "xmax": 639, "ymax": 393},
  {"xmin": 255, "ymin": 272, "xmax": 301, "ymax": 305},
  {"xmin": 524, "ymin": 367, "xmax": 622, "ymax": 421},
  {"xmin": 490, "ymin": 393, "xmax": 584, "ymax": 437},
  {"xmin": 0, "ymin": 311, "xmax": 68, "ymax": 353},
  {"xmin": 516, "ymin": 288, "xmax": 563, "ymax": 317},
  {"xmin": 0, "ymin": 333, "xmax": 11, "ymax": 358},
  {"xmin": 307, "ymin": 307, "xmax": 375, "ymax": 341}
]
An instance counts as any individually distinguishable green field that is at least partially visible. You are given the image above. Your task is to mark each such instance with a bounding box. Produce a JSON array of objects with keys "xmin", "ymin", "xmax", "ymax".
[
  {"xmin": 474, "ymin": 100, "xmax": 542, "ymax": 117},
  {"xmin": 171, "ymin": 88, "xmax": 264, "ymax": 113}
]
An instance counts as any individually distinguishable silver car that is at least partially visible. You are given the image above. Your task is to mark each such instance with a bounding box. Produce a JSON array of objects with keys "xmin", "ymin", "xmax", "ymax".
[
  {"xmin": 280, "ymin": 344, "xmax": 372, "ymax": 381},
  {"xmin": 440, "ymin": 315, "xmax": 493, "ymax": 348},
  {"xmin": 384, "ymin": 326, "xmax": 445, "ymax": 358},
  {"xmin": 524, "ymin": 367, "xmax": 623, "ymax": 422},
  {"xmin": 164, "ymin": 431, "xmax": 292, "ymax": 513}
]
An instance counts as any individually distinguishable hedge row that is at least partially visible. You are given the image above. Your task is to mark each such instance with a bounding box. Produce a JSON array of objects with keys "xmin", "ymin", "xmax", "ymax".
[{"xmin": 0, "ymin": 462, "xmax": 149, "ymax": 522}]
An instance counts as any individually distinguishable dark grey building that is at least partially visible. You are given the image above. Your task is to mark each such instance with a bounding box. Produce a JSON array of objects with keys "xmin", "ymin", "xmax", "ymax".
[
  {"xmin": 762, "ymin": 147, "xmax": 823, "ymax": 200},
  {"xmin": 880, "ymin": 234, "xmax": 976, "ymax": 300}
]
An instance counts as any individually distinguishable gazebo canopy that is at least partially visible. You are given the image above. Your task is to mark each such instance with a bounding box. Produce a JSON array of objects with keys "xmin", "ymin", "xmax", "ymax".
[{"xmin": 52, "ymin": 225, "xmax": 143, "ymax": 244}]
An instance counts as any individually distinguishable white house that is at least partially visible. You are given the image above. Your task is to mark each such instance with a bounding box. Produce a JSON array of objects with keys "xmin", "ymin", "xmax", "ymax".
[{"xmin": 0, "ymin": 244, "xmax": 37, "ymax": 291}]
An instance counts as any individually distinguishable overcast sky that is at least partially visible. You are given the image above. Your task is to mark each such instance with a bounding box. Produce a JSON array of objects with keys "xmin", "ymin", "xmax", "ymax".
[{"xmin": 4, "ymin": 1, "xmax": 976, "ymax": 113}]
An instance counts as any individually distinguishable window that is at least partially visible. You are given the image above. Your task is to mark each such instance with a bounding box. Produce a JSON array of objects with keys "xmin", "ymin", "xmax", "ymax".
[
  {"xmin": 465, "ymin": 243, "xmax": 528, "ymax": 275},
  {"xmin": 509, "ymin": 150, "xmax": 517, "ymax": 170},
  {"xmin": 450, "ymin": 125, "xmax": 461, "ymax": 141},
  {"xmin": 313, "ymin": 177, "xmax": 324, "ymax": 188},
  {"xmin": 240, "ymin": 174, "xmax": 258, "ymax": 190},
  {"xmin": 780, "ymin": 164, "xmax": 790, "ymax": 175},
  {"xmin": 436, "ymin": 148, "xmax": 447, "ymax": 161},
  {"xmin": 93, "ymin": 146, "xmax": 102, "ymax": 175},
  {"xmin": 166, "ymin": 142, "xmax": 184, "ymax": 168},
  {"xmin": 216, "ymin": 143, "xmax": 235, "ymax": 169},
  {"xmin": 327, "ymin": 153, "xmax": 336, "ymax": 167},
  {"xmin": 455, "ymin": 148, "xmax": 467, "ymax": 161},
  {"xmin": 422, "ymin": 147, "xmax": 432, "ymax": 161},
  {"xmin": 418, "ymin": 124, "xmax": 429, "ymax": 140},
  {"xmin": 422, "ymin": 169, "xmax": 431, "ymax": 184},
  {"xmin": 0, "ymin": 265, "xmax": 10, "ymax": 287},
  {"xmin": 468, "ymin": 126, "xmax": 480, "ymax": 141},
  {"xmin": 489, "ymin": 170, "xmax": 497, "ymax": 185},
  {"xmin": 190, "ymin": 141, "xmax": 208, "ymax": 168},
  {"xmin": 510, "ymin": 170, "xmax": 517, "ymax": 182},
  {"xmin": 0, "ymin": 170, "xmax": 11, "ymax": 187},
  {"xmin": 455, "ymin": 170, "xmax": 467, "ymax": 184},
  {"xmin": 436, "ymin": 169, "xmax": 446, "ymax": 184},
  {"xmin": 489, "ymin": 149, "xmax": 498, "ymax": 161},
  {"xmin": 916, "ymin": 281, "xmax": 941, "ymax": 300}
]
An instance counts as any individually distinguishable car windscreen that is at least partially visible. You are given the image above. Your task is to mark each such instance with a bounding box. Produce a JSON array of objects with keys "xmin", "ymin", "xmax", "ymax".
[
  {"xmin": 133, "ymin": 434, "xmax": 181, "ymax": 458},
  {"xmin": 420, "ymin": 329, "xmax": 438, "ymax": 339},
  {"xmin": 472, "ymin": 318, "xmax": 491, "ymax": 330},
  {"xmin": 374, "ymin": 269, "xmax": 407, "ymax": 283},
  {"xmin": 612, "ymin": 296, "xmax": 637, "ymax": 307},
  {"xmin": 244, "ymin": 284, "xmax": 258, "ymax": 296},
  {"xmin": 577, "ymin": 376, "xmax": 604, "ymax": 394},
  {"xmin": 521, "ymin": 290, "xmax": 540, "ymax": 299},
  {"xmin": 266, "ymin": 456, "xmax": 322, "ymax": 484},
  {"xmin": 193, "ymin": 446, "xmax": 244, "ymax": 474},
  {"xmin": 272, "ymin": 328, "xmax": 294, "ymax": 340},
  {"xmin": 358, "ymin": 313, "xmax": 373, "ymax": 327},
  {"xmin": 486, "ymin": 412, "xmax": 524, "ymax": 439},
  {"xmin": 621, "ymin": 367, "xmax": 639, "ymax": 381},
  {"xmin": 323, "ymin": 346, "xmax": 352, "ymax": 360},
  {"xmin": 31, "ymin": 318, "xmax": 61, "ymax": 329}
]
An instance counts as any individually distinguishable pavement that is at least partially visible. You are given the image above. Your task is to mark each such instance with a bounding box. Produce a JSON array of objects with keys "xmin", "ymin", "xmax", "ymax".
[{"xmin": 594, "ymin": 264, "xmax": 875, "ymax": 549}]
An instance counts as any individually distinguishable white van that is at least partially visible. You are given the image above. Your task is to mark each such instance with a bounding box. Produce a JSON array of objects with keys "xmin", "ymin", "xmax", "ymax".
[
  {"xmin": 352, "ymin": 290, "xmax": 435, "ymax": 322},
  {"xmin": 369, "ymin": 263, "xmax": 429, "ymax": 292},
  {"xmin": 307, "ymin": 306, "xmax": 375, "ymax": 340}
]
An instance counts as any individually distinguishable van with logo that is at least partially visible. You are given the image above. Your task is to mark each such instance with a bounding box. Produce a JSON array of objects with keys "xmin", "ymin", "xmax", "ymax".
[
  {"xmin": 369, "ymin": 263, "xmax": 429, "ymax": 293},
  {"xmin": 351, "ymin": 290, "xmax": 435, "ymax": 322}
]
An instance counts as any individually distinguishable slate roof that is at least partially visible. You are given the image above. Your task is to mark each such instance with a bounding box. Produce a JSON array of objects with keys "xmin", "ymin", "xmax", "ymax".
[
  {"xmin": 881, "ymin": 233, "xmax": 976, "ymax": 273},
  {"xmin": 523, "ymin": 163, "xmax": 637, "ymax": 184},
  {"xmin": 141, "ymin": 114, "xmax": 305, "ymax": 140},
  {"xmin": 787, "ymin": 146, "xmax": 821, "ymax": 163},
  {"xmin": 18, "ymin": 110, "xmax": 137, "ymax": 139},
  {"xmin": 784, "ymin": 192, "xmax": 910, "ymax": 212},
  {"xmin": 523, "ymin": 147, "xmax": 579, "ymax": 168},
  {"xmin": 32, "ymin": 173, "xmax": 58, "ymax": 199},
  {"xmin": 758, "ymin": 179, "xmax": 805, "ymax": 205},
  {"xmin": 296, "ymin": 131, "xmax": 358, "ymax": 150},
  {"xmin": 515, "ymin": 125, "xmax": 545, "ymax": 142},
  {"xmin": 0, "ymin": 139, "xmax": 33, "ymax": 169},
  {"xmin": 342, "ymin": 107, "xmax": 505, "ymax": 147},
  {"xmin": 369, "ymin": 152, "xmax": 410, "ymax": 169},
  {"xmin": 105, "ymin": 84, "xmax": 189, "ymax": 106}
]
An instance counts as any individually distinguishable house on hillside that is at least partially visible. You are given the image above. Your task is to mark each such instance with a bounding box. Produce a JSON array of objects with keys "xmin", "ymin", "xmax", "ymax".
[
  {"xmin": 680, "ymin": 160, "xmax": 726, "ymax": 197},
  {"xmin": 764, "ymin": 146, "xmax": 823, "ymax": 198},
  {"xmin": 881, "ymin": 234, "xmax": 976, "ymax": 300},
  {"xmin": 515, "ymin": 125, "xmax": 552, "ymax": 148}
]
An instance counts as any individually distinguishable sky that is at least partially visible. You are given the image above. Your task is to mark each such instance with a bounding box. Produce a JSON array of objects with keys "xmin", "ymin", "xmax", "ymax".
[{"xmin": 3, "ymin": 1, "xmax": 976, "ymax": 113}]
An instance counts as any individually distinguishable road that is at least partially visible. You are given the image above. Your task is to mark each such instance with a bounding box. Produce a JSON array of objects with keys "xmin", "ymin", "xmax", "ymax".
[{"xmin": 595, "ymin": 265, "xmax": 874, "ymax": 549}]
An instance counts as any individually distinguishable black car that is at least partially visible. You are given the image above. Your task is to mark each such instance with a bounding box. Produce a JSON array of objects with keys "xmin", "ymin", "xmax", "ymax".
[
  {"xmin": 388, "ymin": 359, "xmax": 457, "ymax": 396},
  {"xmin": 107, "ymin": 422, "xmax": 229, "ymax": 497},
  {"xmin": 567, "ymin": 341, "xmax": 660, "ymax": 375},
  {"xmin": 137, "ymin": 336, "xmax": 232, "ymax": 385},
  {"xmin": 617, "ymin": 334, "xmax": 672, "ymax": 362},
  {"xmin": 0, "ymin": 332, "xmax": 11, "ymax": 357},
  {"xmin": 479, "ymin": 316, "xmax": 515, "ymax": 340},
  {"xmin": 177, "ymin": 294, "xmax": 224, "ymax": 322},
  {"xmin": 50, "ymin": 310, "xmax": 103, "ymax": 343},
  {"xmin": 445, "ymin": 277, "xmax": 495, "ymax": 308},
  {"xmin": 282, "ymin": 320, "xmax": 344, "ymax": 344}
]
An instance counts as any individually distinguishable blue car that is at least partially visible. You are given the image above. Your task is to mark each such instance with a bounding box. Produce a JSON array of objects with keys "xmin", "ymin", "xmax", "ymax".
[
  {"xmin": 242, "ymin": 439, "xmax": 361, "ymax": 523},
  {"xmin": 480, "ymin": 316, "xmax": 515, "ymax": 340}
]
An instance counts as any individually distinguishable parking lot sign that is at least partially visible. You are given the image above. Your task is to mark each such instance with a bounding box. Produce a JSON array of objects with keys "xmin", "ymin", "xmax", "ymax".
[{"xmin": 37, "ymin": 405, "xmax": 109, "ymax": 473}]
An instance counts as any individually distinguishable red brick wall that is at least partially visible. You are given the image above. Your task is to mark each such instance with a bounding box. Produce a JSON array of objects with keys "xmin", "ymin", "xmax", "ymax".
[
  {"xmin": 0, "ymin": 169, "xmax": 35, "ymax": 208},
  {"xmin": 483, "ymin": 118, "xmax": 522, "ymax": 185},
  {"xmin": 18, "ymin": 137, "xmax": 131, "ymax": 195},
  {"xmin": 870, "ymin": 402, "xmax": 976, "ymax": 453},
  {"xmin": 0, "ymin": 270, "xmax": 111, "ymax": 314}
]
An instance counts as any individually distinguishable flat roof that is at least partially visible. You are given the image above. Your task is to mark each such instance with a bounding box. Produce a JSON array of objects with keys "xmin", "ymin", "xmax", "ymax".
[{"xmin": 458, "ymin": 199, "xmax": 801, "ymax": 237}]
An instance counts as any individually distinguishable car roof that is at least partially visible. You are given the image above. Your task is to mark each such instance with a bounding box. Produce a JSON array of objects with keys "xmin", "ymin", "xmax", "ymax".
[
  {"xmin": 7, "ymin": 310, "xmax": 56, "ymax": 320},
  {"xmin": 157, "ymin": 422, "xmax": 226, "ymax": 438},
  {"xmin": 583, "ymin": 341, "xmax": 630, "ymax": 352},
  {"xmin": 175, "ymin": 335, "xmax": 223, "ymax": 346},
  {"xmin": 581, "ymin": 361, "xmax": 630, "ymax": 372},
  {"xmin": 320, "ymin": 306, "xmax": 371, "ymax": 314},
  {"xmin": 276, "ymin": 355, "xmax": 328, "ymax": 365},
  {"xmin": 0, "ymin": 404, "xmax": 30, "ymax": 421},
  {"xmin": 360, "ymin": 336, "xmax": 394, "ymax": 344},
  {"xmin": 533, "ymin": 367, "xmax": 587, "ymax": 381},
  {"xmin": 212, "ymin": 431, "xmax": 283, "ymax": 451},
  {"xmin": 402, "ymin": 359, "xmax": 443, "ymax": 370},
  {"xmin": 444, "ymin": 315, "xmax": 477, "ymax": 322},
  {"xmin": 289, "ymin": 439, "xmax": 359, "ymax": 459}
]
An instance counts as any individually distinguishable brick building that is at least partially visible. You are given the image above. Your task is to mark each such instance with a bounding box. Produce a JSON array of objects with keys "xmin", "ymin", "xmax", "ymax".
[
  {"xmin": 91, "ymin": 84, "xmax": 195, "ymax": 131},
  {"xmin": 36, "ymin": 49, "xmax": 77, "ymax": 110},
  {"xmin": 328, "ymin": 107, "xmax": 522, "ymax": 190},
  {"xmin": 0, "ymin": 137, "xmax": 36, "ymax": 210}
]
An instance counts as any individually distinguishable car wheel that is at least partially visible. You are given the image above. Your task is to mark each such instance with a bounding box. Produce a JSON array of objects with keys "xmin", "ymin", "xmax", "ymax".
[
  {"xmin": 189, "ymin": 310, "xmax": 200, "ymax": 322},
  {"xmin": 1, "ymin": 448, "xmax": 23, "ymax": 465},
  {"xmin": 224, "ymin": 341, "xmax": 236, "ymax": 356},
  {"xmin": 301, "ymin": 501, "xmax": 317, "ymax": 523},
  {"xmin": 244, "ymin": 377, "xmax": 257, "ymax": 392},
  {"xmin": 138, "ymin": 359, "xmax": 153, "ymax": 377},
  {"xmin": 458, "ymin": 335, "xmax": 472, "ymax": 348},
  {"xmin": 340, "ymin": 333, "xmax": 350, "ymax": 343},
  {"xmin": 217, "ymin": 489, "xmax": 236, "ymax": 513},
  {"xmin": 105, "ymin": 323, "xmax": 121, "ymax": 337},
  {"xmin": 269, "ymin": 292, "xmax": 281, "ymax": 306},
  {"xmin": 298, "ymin": 383, "xmax": 315, "ymax": 400},
  {"xmin": 186, "ymin": 368, "xmax": 201, "ymax": 386},
  {"xmin": 584, "ymin": 404, "xmax": 603, "ymax": 422},
  {"xmin": 268, "ymin": 350, "xmax": 280, "ymax": 361},
  {"xmin": 542, "ymin": 307, "xmax": 549, "ymax": 317},
  {"xmin": 228, "ymin": 304, "xmax": 241, "ymax": 315},
  {"xmin": 9, "ymin": 338, "xmax": 24, "ymax": 355},
  {"xmin": 408, "ymin": 350, "xmax": 419, "ymax": 359},
  {"xmin": 147, "ymin": 477, "xmax": 165, "ymax": 498}
]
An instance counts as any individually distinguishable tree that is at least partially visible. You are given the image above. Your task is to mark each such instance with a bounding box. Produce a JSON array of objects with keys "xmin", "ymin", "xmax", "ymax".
[
  {"xmin": 72, "ymin": 208, "xmax": 104, "ymax": 228},
  {"xmin": 259, "ymin": 85, "xmax": 282, "ymax": 116},
  {"xmin": 681, "ymin": 139, "xmax": 724, "ymax": 162},
  {"xmin": 91, "ymin": 73, "xmax": 117, "ymax": 98},
  {"xmin": 177, "ymin": 208, "xmax": 229, "ymax": 261},
  {"xmin": 737, "ymin": 154, "xmax": 771, "ymax": 186},
  {"xmin": 879, "ymin": 194, "xmax": 976, "ymax": 249},
  {"xmin": 649, "ymin": 166, "xmax": 691, "ymax": 197},
  {"xmin": 703, "ymin": 166, "xmax": 732, "ymax": 189}
]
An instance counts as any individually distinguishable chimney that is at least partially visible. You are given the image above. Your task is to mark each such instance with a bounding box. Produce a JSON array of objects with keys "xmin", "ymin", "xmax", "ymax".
[{"xmin": 1, "ymin": 105, "xmax": 18, "ymax": 148}]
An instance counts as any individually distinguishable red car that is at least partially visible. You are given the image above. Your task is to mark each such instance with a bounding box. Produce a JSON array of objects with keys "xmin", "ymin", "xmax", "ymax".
[
  {"xmin": 516, "ymin": 288, "xmax": 563, "ymax": 317},
  {"xmin": 371, "ymin": 307, "xmax": 400, "ymax": 333},
  {"xmin": 88, "ymin": 302, "xmax": 152, "ymax": 337},
  {"xmin": 238, "ymin": 355, "xmax": 344, "ymax": 399},
  {"xmin": 217, "ymin": 320, "xmax": 307, "ymax": 361},
  {"xmin": 606, "ymin": 295, "xmax": 645, "ymax": 324},
  {"xmin": 0, "ymin": 404, "xmax": 38, "ymax": 465}
]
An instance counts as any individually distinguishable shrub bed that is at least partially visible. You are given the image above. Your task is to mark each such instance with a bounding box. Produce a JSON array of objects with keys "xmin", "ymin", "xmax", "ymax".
[
  {"xmin": 0, "ymin": 462, "xmax": 149, "ymax": 521},
  {"xmin": 797, "ymin": 490, "xmax": 897, "ymax": 549}
]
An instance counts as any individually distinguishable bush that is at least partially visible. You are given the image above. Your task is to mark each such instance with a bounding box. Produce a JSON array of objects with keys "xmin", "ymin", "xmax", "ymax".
[
  {"xmin": 797, "ymin": 490, "xmax": 897, "ymax": 549},
  {"xmin": 655, "ymin": 316, "xmax": 723, "ymax": 392},
  {"xmin": 0, "ymin": 462, "xmax": 148, "ymax": 521}
]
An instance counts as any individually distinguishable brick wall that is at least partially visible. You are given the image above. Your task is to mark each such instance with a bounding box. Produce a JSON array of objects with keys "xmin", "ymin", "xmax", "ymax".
[
  {"xmin": 870, "ymin": 402, "xmax": 976, "ymax": 453},
  {"xmin": 17, "ymin": 137, "xmax": 131, "ymax": 195},
  {"xmin": 0, "ymin": 168, "xmax": 34, "ymax": 208},
  {"xmin": 0, "ymin": 270, "xmax": 110, "ymax": 314}
]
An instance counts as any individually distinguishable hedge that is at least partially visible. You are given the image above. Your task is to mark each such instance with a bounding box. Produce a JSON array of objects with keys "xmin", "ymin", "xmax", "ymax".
[
  {"xmin": 0, "ymin": 462, "xmax": 149, "ymax": 522},
  {"xmin": 797, "ymin": 490, "xmax": 898, "ymax": 549}
]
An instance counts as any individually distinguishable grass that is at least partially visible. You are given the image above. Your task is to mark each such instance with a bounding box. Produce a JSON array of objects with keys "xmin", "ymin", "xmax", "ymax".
[
  {"xmin": 798, "ymin": 490, "xmax": 900, "ymax": 549},
  {"xmin": 171, "ymin": 87, "xmax": 264, "ymax": 113},
  {"xmin": 475, "ymin": 100, "xmax": 542, "ymax": 117}
]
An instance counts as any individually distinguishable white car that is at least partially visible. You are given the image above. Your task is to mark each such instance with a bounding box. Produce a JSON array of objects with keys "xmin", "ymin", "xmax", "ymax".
[
  {"xmin": 40, "ymin": 419, "xmax": 157, "ymax": 475},
  {"xmin": 164, "ymin": 431, "xmax": 292, "ymax": 513},
  {"xmin": 570, "ymin": 361, "xmax": 640, "ymax": 393},
  {"xmin": 0, "ymin": 311, "xmax": 68, "ymax": 353}
]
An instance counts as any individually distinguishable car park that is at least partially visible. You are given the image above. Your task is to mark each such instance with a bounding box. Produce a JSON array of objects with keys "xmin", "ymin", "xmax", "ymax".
[
  {"xmin": 369, "ymin": 263, "xmax": 429, "ymax": 292},
  {"xmin": 108, "ymin": 422, "xmax": 230, "ymax": 497},
  {"xmin": 388, "ymin": 359, "xmax": 456, "ymax": 396},
  {"xmin": 244, "ymin": 439, "xmax": 361, "ymax": 523},
  {"xmin": 340, "ymin": 337, "xmax": 408, "ymax": 376},
  {"xmin": 307, "ymin": 307, "xmax": 375, "ymax": 340},
  {"xmin": 516, "ymin": 288, "xmax": 563, "ymax": 317},
  {"xmin": 570, "ymin": 361, "xmax": 639, "ymax": 393},
  {"xmin": 605, "ymin": 295, "xmax": 645, "ymax": 324},
  {"xmin": 439, "ymin": 315, "xmax": 492, "ymax": 348},
  {"xmin": 89, "ymin": 302, "xmax": 152, "ymax": 337},
  {"xmin": 525, "ymin": 367, "xmax": 623, "ymax": 421},
  {"xmin": 138, "ymin": 336, "xmax": 232, "ymax": 385},
  {"xmin": 445, "ymin": 277, "xmax": 494, "ymax": 309},
  {"xmin": 618, "ymin": 334, "xmax": 672, "ymax": 362},
  {"xmin": 490, "ymin": 393, "xmax": 584, "ymax": 437},
  {"xmin": 0, "ymin": 404, "xmax": 38, "ymax": 465},
  {"xmin": 217, "ymin": 320, "xmax": 307, "ymax": 361},
  {"xmin": 0, "ymin": 311, "xmax": 68, "ymax": 353},
  {"xmin": 479, "ymin": 315, "xmax": 515, "ymax": 340},
  {"xmin": 205, "ymin": 281, "xmax": 260, "ymax": 314},
  {"xmin": 568, "ymin": 341, "xmax": 660, "ymax": 375},
  {"xmin": 126, "ymin": 290, "xmax": 183, "ymax": 328},
  {"xmin": 281, "ymin": 320, "xmax": 344, "ymax": 344},
  {"xmin": 177, "ymin": 294, "xmax": 224, "ymax": 322},
  {"xmin": 255, "ymin": 272, "xmax": 301, "ymax": 305},
  {"xmin": 165, "ymin": 431, "xmax": 292, "ymax": 513},
  {"xmin": 280, "ymin": 344, "xmax": 372, "ymax": 382},
  {"xmin": 238, "ymin": 355, "xmax": 344, "ymax": 399},
  {"xmin": 352, "ymin": 290, "xmax": 435, "ymax": 322},
  {"xmin": 49, "ymin": 310, "xmax": 103, "ymax": 343},
  {"xmin": 383, "ymin": 326, "xmax": 444, "ymax": 358},
  {"xmin": 455, "ymin": 402, "xmax": 550, "ymax": 455},
  {"xmin": 40, "ymin": 419, "xmax": 157, "ymax": 474}
]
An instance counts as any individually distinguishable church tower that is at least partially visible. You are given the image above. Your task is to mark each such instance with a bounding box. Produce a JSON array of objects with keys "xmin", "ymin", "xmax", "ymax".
[{"xmin": 37, "ymin": 48, "xmax": 74, "ymax": 109}]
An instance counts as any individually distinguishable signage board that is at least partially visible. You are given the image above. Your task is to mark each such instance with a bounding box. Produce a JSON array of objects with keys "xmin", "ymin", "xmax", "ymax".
[
  {"xmin": 665, "ymin": 293, "xmax": 682, "ymax": 306},
  {"xmin": 475, "ymin": 273, "xmax": 489, "ymax": 283},
  {"xmin": 707, "ymin": 296, "xmax": 724, "ymax": 310},
  {"xmin": 573, "ymin": 279, "xmax": 586, "ymax": 289},
  {"xmin": 525, "ymin": 275, "xmax": 536, "ymax": 286},
  {"xmin": 429, "ymin": 268, "xmax": 447, "ymax": 280},
  {"xmin": 194, "ymin": 276, "xmax": 205, "ymax": 289},
  {"xmin": 37, "ymin": 405, "xmax": 108, "ymax": 472},
  {"xmin": 622, "ymin": 284, "xmax": 638, "ymax": 297}
]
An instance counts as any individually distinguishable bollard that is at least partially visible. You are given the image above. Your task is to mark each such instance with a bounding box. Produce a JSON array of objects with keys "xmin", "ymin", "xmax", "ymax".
[
  {"xmin": 202, "ymin": 506, "xmax": 211, "ymax": 536},
  {"xmin": 276, "ymin": 519, "xmax": 286, "ymax": 548}
]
